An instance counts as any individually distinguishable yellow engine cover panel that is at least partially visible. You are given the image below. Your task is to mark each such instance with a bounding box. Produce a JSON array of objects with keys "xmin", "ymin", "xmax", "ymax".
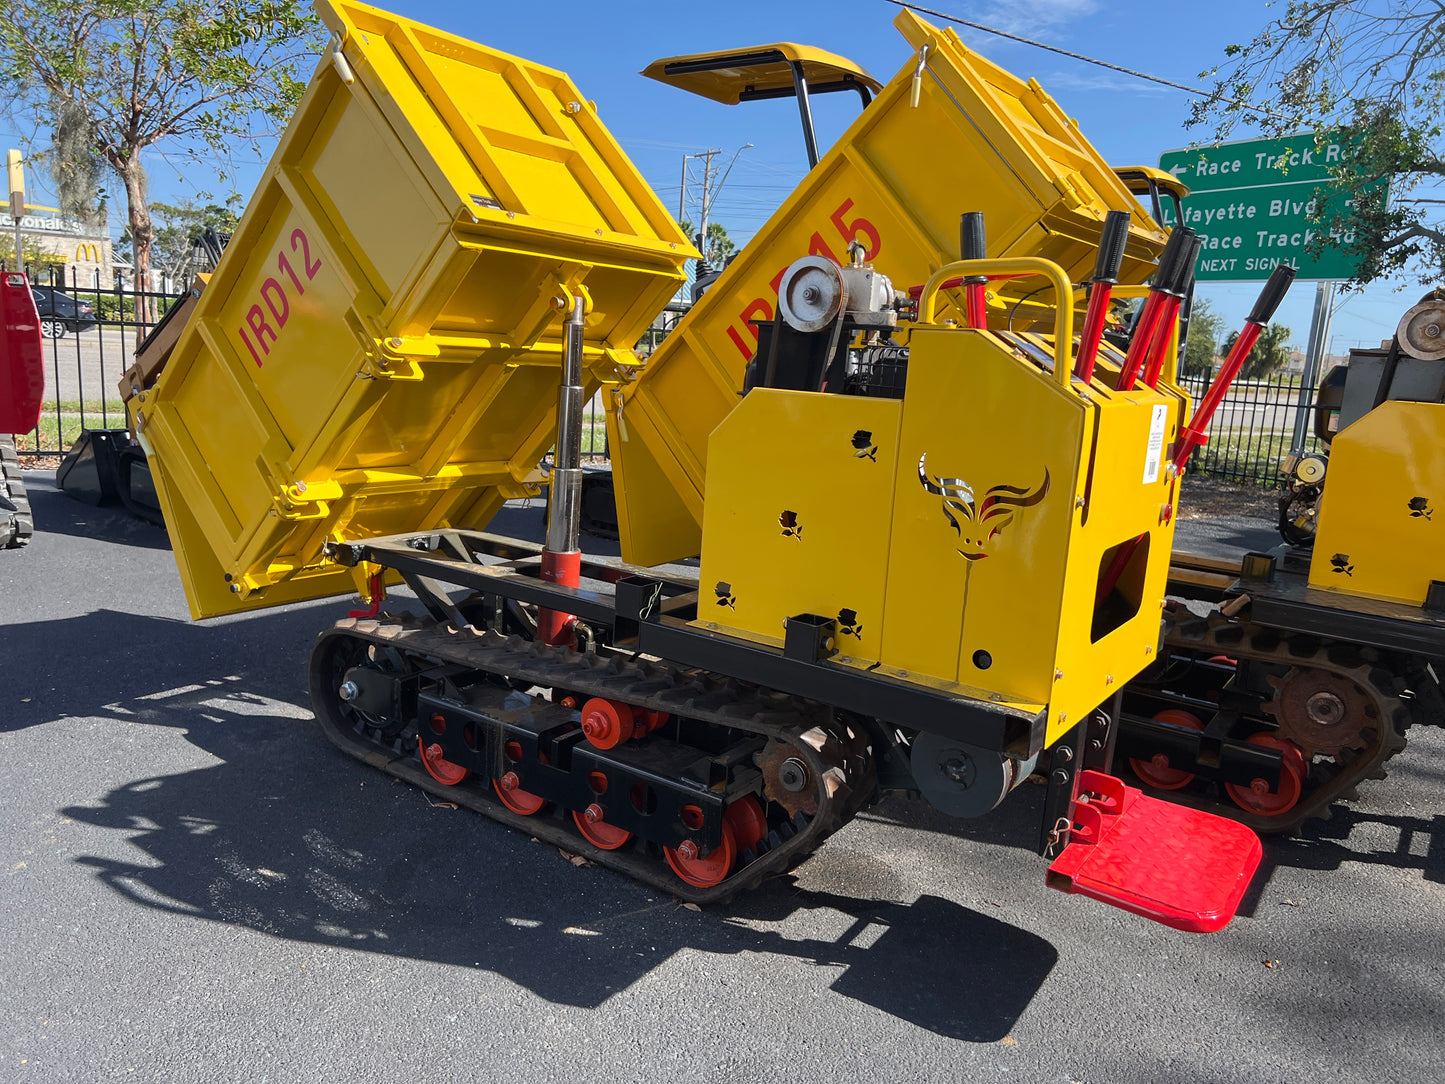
[
  {"xmin": 697, "ymin": 326, "xmax": 1183, "ymax": 746},
  {"xmin": 881, "ymin": 328, "xmax": 1081, "ymax": 705},
  {"xmin": 699, "ymin": 392, "xmax": 902, "ymax": 660},
  {"xmin": 1309, "ymin": 400, "xmax": 1445, "ymax": 605}
]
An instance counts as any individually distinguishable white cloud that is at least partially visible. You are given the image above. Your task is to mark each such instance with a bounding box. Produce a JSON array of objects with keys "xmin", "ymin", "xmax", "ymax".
[{"xmin": 1043, "ymin": 69, "xmax": 1174, "ymax": 97}]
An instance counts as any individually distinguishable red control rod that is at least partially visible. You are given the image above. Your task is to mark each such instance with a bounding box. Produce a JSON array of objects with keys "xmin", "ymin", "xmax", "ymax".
[
  {"xmin": 1116, "ymin": 226, "xmax": 1194, "ymax": 391},
  {"xmin": 1074, "ymin": 210, "xmax": 1132, "ymax": 383},
  {"xmin": 1174, "ymin": 264, "xmax": 1296, "ymax": 470},
  {"xmin": 1141, "ymin": 236, "xmax": 1202, "ymax": 389}
]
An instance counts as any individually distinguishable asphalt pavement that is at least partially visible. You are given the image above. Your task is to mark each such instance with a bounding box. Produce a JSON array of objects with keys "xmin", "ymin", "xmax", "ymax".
[{"xmin": 2, "ymin": 473, "xmax": 1441, "ymax": 1083}]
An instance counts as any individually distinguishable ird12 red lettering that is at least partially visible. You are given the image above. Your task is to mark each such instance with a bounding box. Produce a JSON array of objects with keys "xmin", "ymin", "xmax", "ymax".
[{"xmin": 238, "ymin": 227, "xmax": 322, "ymax": 367}]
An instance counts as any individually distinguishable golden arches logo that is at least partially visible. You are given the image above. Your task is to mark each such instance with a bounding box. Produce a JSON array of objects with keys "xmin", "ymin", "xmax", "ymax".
[{"xmin": 75, "ymin": 242, "xmax": 100, "ymax": 262}]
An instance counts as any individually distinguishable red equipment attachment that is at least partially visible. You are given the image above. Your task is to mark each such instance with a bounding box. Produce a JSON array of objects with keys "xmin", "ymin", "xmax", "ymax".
[
  {"xmin": 1073, "ymin": 210, "xmax": 1132, "ymax": 383},
  {"xmin": 1115, "ymin": 226, "xmax": 1195, "ymax": 391},
  {"xmin": 1094, "ymin": 266, "xmax": 1298, "ymax": 609},
  {"xmin": 1174, "ymin": 264, "xmax": 1297, "ymax": 470},
  {"xmin": 0, "ymin": 272, "xmax": 43, "ymax": 435},
  {"xmin": 1046, "ymin": 770, "xmax": 1262, "ymax": 933}
]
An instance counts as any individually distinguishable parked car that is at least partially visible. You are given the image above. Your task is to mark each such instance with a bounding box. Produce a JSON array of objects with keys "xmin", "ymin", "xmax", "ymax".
[{"xmin": 30, "ymin": 286, "xmax": 98, "ymax": 338}]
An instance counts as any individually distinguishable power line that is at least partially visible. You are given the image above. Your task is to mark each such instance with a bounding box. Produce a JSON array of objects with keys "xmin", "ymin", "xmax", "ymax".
[
  {"xmin": 883, "ymin": 1, "xmax": 1219, "ymax": 97},
  {"xmin": 884, "ymin": 0, "xmax": 1293, "ymax": 121}
]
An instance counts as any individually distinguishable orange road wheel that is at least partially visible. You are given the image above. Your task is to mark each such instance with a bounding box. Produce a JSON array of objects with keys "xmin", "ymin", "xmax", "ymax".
[
  {"xmin": 420, "ymin": 741, "xmax": 469, "ymax": 785},
  {"xmin": 1129, "ymin": 709, "xmax": 1205, "ymax": 790},
  {"xmin": 579, "ymin": 698, "xmax": 634, "ymax": 749},
  {"xmin": 572, "ymin": 804, "xmax": 632, "ymax": 850},
  {"xmin": 1226, "ymin": 732, "xmax": 1307, "ymax": 816},
  {"xmin": 723, "ymin": 795, "xmax": 768, "ymax": 853},
  {"xmin": 494, "ymin": 771, "xmax": 546, "ymax": 815},
  {"xmin": 666, "ymin": 821, "xmax": 738, "ymax": 889}
]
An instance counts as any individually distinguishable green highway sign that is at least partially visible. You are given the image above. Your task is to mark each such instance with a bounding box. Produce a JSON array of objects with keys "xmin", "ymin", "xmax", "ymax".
[
  {"xmin": 1159, "ymin": 133, "xmax": 1347, "ymax": 192},
  {"xmin": 1157, "ymin": 133, "xmax": 1384, "ymax": 282}
]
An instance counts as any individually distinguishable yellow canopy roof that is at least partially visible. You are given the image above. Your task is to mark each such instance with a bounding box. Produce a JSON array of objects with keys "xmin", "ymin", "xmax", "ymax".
[
  {"xmin": 641, "ymin": 43, "xmax": 881, "ymax": 106},
  {"xmin": 1114, "ymin": 165, "xmax": 1191, "ymax": 201}
]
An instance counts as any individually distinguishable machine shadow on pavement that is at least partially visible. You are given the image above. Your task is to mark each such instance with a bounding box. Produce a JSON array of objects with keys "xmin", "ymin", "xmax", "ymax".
[
  {"xmin": 19, "ymin": 474, "xmax": 170, "ymax": 550},
  {"xmin": 11, "ymin": 604, "xmax": 1057, "ymax": 1041}
]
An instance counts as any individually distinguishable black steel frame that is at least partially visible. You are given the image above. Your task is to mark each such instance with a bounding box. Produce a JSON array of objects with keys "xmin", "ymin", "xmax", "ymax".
[{"xmin": 326, "ymin": 528, "xmax": 1048, "ymax": 760}]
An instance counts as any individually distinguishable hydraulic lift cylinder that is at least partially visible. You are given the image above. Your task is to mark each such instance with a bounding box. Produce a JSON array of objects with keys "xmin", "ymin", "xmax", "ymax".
[{"xmin": 538, "ymin": 295, "xmax": 587, "ymax": 646}]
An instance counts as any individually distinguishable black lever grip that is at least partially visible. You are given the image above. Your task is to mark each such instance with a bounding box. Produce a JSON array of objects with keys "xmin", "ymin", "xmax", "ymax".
[
  {"xmin": 1092, "ymin": 209, "xmax": 1131, "ymax": 285},
  {"xmin": 1170, "ymin": 235, "xmax": 1203, "ymax": 296},
  {"xmin": 1247, "ymin": 264, "xmax": 1297, "ymax": 325},
  {"xmin": 960, "ymin": 211, "xmax": 987, "ymax": 266},
  {"xmin": 1152, "ymin": 226, "xmax": 1195, "ymax": 294}
]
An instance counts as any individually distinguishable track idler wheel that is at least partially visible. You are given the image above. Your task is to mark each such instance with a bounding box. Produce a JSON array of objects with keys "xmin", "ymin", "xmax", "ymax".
[
  {"xmin": 579, "ymin": 697, "xmax": 669, "ymax": 750},
  {"xmin": 664, "ymin": 795, "xmax": 767, "ymax": 889},
  {"xmin": 1128, "ymin": 709, "xmax": 1205, "ymax": 790},
  {"xmin": 571, "ymin": 771, "xmax": 632, "ymax": 849},
  {"xmin": 1225, "ymin": 733, "xmax": 1307, "ymax": 816},
  {"xmin": 572, "ymin": 804, "xmax": 632, "ymax": 850},
  {"xmin": 493, "ymin": 740, "xmax": 546, "ymax": 814},
  {"xmin": 419, "ymin": 713, "xmax": 470, "ymax": 785}
]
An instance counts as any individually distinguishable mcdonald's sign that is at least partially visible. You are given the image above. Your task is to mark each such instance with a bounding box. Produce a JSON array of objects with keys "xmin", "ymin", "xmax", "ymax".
[{"xmin": 75, "ymin": 242, "xmax": 100, "ymax": 262}]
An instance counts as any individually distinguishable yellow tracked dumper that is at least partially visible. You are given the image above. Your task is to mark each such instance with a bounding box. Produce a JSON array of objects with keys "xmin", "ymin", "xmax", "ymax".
[{"xmin": 133, "ymin": 0, "xmax": 1287, "ymax": 930}]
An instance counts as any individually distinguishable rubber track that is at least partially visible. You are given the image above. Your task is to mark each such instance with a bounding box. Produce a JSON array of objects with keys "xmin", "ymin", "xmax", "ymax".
[
  {"xmin": 0, "ymin": 435, "xmax": 32, "ymax": 549},
  {"xmin": 1156, "ymin": 609, "xmax": 1412, "ymax": 835},
  {"xmin": 309, "ymin": 614, "xmax": 877, "ymax": 904}
]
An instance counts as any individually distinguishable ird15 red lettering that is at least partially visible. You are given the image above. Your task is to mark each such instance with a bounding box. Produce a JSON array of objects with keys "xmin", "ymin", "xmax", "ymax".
[
  {"xmin": 238, "ymin": 227, "xmax": 322, "ymax": 367},
  {"xmin": 724, "ymin": 198, "xmax": 882, "ymax": 362}
]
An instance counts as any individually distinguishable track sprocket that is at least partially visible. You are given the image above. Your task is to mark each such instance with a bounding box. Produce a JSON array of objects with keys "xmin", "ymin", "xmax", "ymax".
[{"xmin": 1264, "ymin": 666, "xmax": 1376, "ymax": 758}]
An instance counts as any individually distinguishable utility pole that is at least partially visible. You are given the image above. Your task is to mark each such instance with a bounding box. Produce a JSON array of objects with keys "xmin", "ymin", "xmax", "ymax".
[
  {"xmin": 682, "ymin": 143, "xmax": 751, "ymax": 268},
  {"xmin": 6, "ymin": 150, "xmax": 23, "ymax": 275},
  {"xmin": 694, "ymin": 148, "xmax": 720, "ymax": 264}
]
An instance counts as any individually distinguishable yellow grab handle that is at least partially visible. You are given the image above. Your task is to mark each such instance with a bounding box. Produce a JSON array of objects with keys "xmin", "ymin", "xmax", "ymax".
[{"xmin": 918, "ymin": 257, "xmax": 1076, "ymax": 387}]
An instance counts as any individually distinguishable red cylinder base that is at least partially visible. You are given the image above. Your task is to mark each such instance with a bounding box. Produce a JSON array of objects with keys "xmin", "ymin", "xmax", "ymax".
[{"xmin": 537, "ymin": 549, "xmax": 582, "ymax": 647}]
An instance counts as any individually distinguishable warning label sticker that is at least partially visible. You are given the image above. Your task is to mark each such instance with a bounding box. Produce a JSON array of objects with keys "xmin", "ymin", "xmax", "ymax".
[{"xmin": 1143, "ymin": 403, "xmax": 1168, "ymax": 484}]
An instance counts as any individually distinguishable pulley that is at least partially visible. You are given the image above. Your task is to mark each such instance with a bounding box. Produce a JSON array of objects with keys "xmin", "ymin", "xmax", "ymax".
[
  {"xmin": 777, "ymin": 255, "xmax": 846, "ymax": 333},
  {"xmin": 1396, "ymin": 297, "xmax": 1445, "ymax": 360},
  {"xmin": 909, "ymin": 731, "xmax": 1039, "ymax": 818}
]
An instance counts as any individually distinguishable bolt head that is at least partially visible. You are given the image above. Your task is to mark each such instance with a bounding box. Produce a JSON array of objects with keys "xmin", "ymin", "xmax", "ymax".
[
  {"xmin": 779, "ymin": 757, "xmax": 809, "ymax": 792},
  {"xmin": 337, "ymin": 680, "xmax": 359, "ymax": 702},
  {"xmin": 677, "ymin": 840, "xmax": 699, "ymax": 861},
  {"xmin": 584, "ymin": 803, "xmax": 603, "ymax": 823},
  {"xmin": 499, "ymin": 771, "xmax": 519, "ymax": 792}
]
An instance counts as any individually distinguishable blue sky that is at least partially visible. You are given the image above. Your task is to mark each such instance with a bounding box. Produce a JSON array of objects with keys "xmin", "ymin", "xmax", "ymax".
[{"xmin": 5, "ymin": 0, "xmax": 1422, "ymax": 354}]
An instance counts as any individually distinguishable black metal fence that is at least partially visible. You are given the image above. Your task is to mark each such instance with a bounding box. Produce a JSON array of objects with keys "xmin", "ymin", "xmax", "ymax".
[
  {"xmin": 1174, "ymin": 369, "xmax": 1326, "ymax": 486},
  {"xmin": 7, "ymin": 269, "xmax": 1319, "ymax": 485},
  {"xmin": 7, "ymin": 264, "xmax": 184, "ymax": 454}
]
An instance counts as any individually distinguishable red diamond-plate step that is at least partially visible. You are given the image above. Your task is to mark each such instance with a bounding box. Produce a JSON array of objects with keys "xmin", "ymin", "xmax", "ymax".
[{"xmin": 1047, "ymin": 770, "xmax": 1262, "ymax": 933}]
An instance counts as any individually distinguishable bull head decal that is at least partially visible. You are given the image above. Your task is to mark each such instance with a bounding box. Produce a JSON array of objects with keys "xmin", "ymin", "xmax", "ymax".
[{"xmin": 917, "ymin": 453, "xmax": 1050, "ymax": 561}]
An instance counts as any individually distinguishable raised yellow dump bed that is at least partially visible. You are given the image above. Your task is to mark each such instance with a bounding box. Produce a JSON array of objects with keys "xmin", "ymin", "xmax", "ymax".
[
  {"xmin": 134, "ymin": 0, "xmax": 693, "ymax": 618},
  {"xmin": 609, "ymin": 8, "xmax": 1171, "ymax": 566}
]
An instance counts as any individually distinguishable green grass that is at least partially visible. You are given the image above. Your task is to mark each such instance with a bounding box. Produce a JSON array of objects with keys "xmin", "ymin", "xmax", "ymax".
[
  {"xmin": 1188, "ymin": 425, "xmax": 1319, "ymax": 486},
  {"xmin": 15, "ymin": 401, "xmax": 131, "ymax": 452}
]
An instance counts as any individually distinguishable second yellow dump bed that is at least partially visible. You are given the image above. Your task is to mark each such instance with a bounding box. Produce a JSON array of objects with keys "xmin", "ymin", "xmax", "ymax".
[
  {"xmin": 608, "ymin": 9, "xmax": 1170, "ymax": 566},
  {"xmin": 135, "ymin": 0, "xmax": 693, "ymax": 618}
]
